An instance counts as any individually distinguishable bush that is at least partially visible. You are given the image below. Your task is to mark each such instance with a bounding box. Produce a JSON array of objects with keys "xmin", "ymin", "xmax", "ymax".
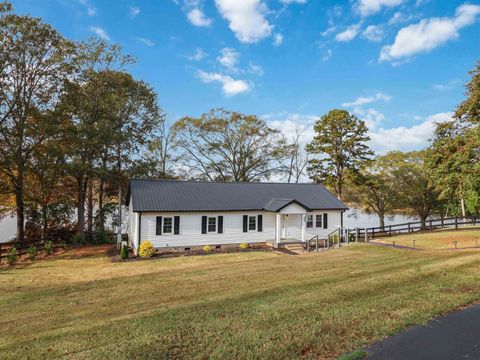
[
  {"xmin": 203, "ymin": 245, "xmax": 213, "ymax": 252},
  {"xmin": 239, "ymin": 243, "xmax": 249, "ymax": 249},
  {"xmin": 6, "ymin": 247, "xmax": 18, "ymax": 265},
  {"xmin": 44, "ymin": 240, "xmax": 54, "ymax": 255},
  {"xmin": 139, "ymin": 241, "xmax": 155, "ymax": 258},
  {"xmin": 70, "ymin": 233, "xmax": 82, "ymax": 245},
  {"xmin": 27, "ymin": 246, "xmax": 39, "ymax": 261},
  {"xmin": 120, "ymin": 244, "xmax": 129, "ymax": 260},
  {"xmin": 93, "ymin": 230, "xmax": 111, "ymax": 244}
]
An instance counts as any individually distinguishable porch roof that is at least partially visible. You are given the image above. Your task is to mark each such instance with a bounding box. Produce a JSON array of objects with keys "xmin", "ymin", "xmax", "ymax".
[{"xmin": 264, "ymin": 198, "xmax": 310, "ymax": 212}]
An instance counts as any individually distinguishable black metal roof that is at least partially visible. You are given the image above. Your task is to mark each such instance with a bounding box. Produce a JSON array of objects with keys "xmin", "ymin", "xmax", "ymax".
[{"xmin": 126, "ymin": 179, "xmax": 348, "ymax": 212}]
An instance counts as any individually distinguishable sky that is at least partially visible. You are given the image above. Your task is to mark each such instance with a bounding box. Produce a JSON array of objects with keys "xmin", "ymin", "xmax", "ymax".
[{"xmin": 10, "ymin": 0, "xmax": 480, "ymax": 154}]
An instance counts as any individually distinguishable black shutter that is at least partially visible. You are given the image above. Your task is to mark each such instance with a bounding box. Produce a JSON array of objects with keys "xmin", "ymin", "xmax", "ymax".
[
  {"xmin": 218, "ymin": 216, "xmax": 223, "ymax": 234},
  {"xmin": 201, "ymin": 216, "xmax": 207, "ymax": 234},
  {"xmin": 243, "ymin": 215, "xmax": 248, "ymax": 232},
  {"xmin": 174, "ymin": 216, "xmax": 180, "ymax": 235},
  {"xmin": 323, "ymin": 213, "xmax": 328, "ymax": 229},
  {"xmin": 257, "ymin": 215, "xmax": 263, "ymax": 232},
  {"xmin": 156, "ymin": 216, "xmax": 162, "ymax": 235}
]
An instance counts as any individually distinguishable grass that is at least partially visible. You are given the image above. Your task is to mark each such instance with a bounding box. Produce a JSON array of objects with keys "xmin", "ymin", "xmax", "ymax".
[
  {"xmin": 374, "ymin": 228, "xmax": 480, "ymax": 250},
  {"xmin": 2, "ymin": 231, "xmax": 480, "ymax": 359}
]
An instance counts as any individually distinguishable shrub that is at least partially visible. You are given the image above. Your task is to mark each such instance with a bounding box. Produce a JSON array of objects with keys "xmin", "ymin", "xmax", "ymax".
[
  {"xmin": 93, "ymin": 230, "xmax": 111, "ymax": 244},
  {"xmin": 239, "ymin": 243, "xmax": 249, "ymax": 249},
  {"xmin": 139, "ymin": 241, "xmax": 155, "ymax": 258},
  {"xmin": 120, "ymin": 244, "xmax": 129, "ymax": 260},
  {"xmin": 6, "ymin": 247, "xmax": 18, "ymax": 265},
  {"xmin": 203, "ymin": 245, "xmax": 213, "ymax": 252},
  {"xmin": 44, "ymin": 240, "xmax": 54, "ymax": 255},
  {"xmin": 27, "ymin": 246, "xmax": 39, "ymax": 261},
  {"xmin": 71, "ymin": 233, "xmax": 82, "ymax": 245}
]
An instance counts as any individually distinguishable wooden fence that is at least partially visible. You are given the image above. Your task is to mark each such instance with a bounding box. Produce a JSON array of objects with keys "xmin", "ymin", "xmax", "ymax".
[
  {"xmin": 349, "ymin": 215, "xmax": 479, "ymax": 241},
  {"xmin": 0, "ymin": 239, "xmax": 64, "ymax": 263}
]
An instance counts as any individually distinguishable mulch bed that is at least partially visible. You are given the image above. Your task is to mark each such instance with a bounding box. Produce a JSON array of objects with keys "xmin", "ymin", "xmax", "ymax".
[{"xmin": 110, "ymin": 244, "xmax": 287, "ymax": 262}]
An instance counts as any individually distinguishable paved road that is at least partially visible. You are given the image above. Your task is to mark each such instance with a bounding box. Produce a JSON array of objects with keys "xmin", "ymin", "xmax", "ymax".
[{"xmin": 366, "ymin": 304, "xmax": 480, "ymax": 360}]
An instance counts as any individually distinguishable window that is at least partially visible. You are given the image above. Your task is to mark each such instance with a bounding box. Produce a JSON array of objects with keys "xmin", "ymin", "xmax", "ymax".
[
  {"xmin": 306, "ymin": 215, "xmax": 313, "ymax": 228},
  {"xmin": 208, "ymin": 217, "xmax": 216, "ymax": 232},
  {"xmin": 248, "ymin": 216, "xmax": 256, "ymax": 231},
  {"xmin": 163, "ymin": 217, "xmax": 172, "ymax": 233},
  {"xmin": 316, "ymin": 214, "xmax": 322, "ymax": 228}
]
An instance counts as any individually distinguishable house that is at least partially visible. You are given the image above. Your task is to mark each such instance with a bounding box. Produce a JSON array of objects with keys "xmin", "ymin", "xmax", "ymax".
[{"xmin": 126, "ymin": 179, "xmax": 348, "ymax": 254}]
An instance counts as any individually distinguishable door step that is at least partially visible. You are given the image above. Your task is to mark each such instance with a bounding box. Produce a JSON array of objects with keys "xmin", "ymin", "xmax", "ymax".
[{"xmin": 284, "ymin": 243, "xmax": 305, "ymax": 255}]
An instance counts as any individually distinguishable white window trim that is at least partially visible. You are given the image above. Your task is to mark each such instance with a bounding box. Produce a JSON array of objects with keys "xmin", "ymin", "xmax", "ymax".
[
  {"xmin": 208, "ymin": 217, "xmax": 217, "ymax": 233},
  {"xmin": 163, "ymin": 217, "xmax": 173, "ymax": 234},
  {"xmin": 248, "ymin": 215, "xmax": 257, "ymax": 231}
]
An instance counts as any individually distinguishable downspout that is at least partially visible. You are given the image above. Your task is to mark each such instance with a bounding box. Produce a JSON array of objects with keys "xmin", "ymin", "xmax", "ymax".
[
  {"xmin": 137, "ymin": 212, "xmax": 142, "ymax": 256},
  {"xmin": 341, "ymin": 210, "xmax": 345, "ymax": 228}
]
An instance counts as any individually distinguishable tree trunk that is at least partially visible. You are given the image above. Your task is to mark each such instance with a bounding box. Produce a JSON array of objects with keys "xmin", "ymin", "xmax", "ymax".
[
  {"xmin": 420, "ymin": 215, "xmax": 428, "ymax": 230},
  {"xmin": 98, "ymin": 177, "xmax": 105, "ymax": 232},
  {"xmin": 15, "ymin": 167, "xmax": 25, "ymax": 243},
  {"xmin": 41, "ymin": 204, "xmax": 48, "ymax": 240},
  {"xmin": 378, "ymin": 212, "xmax": 385, "ymax": 231},
  {"xmin": 87, "ymin": 178, "xmax": 93, "ymax": 241},
  {"xmin": 76, "ymin": 175, "xmax": 85, "ymax": 243}
]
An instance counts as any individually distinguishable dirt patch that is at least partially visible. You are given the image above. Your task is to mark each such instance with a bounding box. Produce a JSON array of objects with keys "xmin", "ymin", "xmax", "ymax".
[
  {"xmin": 58, "ymin": 244, "xmax": 115, "ymax": 259},
  {"xmin": 111, "ymin": 244, "xmax": 275, "ymax": 262}
]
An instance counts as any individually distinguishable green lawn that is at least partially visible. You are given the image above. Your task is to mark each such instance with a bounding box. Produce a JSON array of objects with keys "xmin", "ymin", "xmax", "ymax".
[
  {"xmin": 2, "ymin": 233, "xmax": 480, "ymax": 359},
  {"xmin": 374, "ymin": 228, "xmax": 480, "ymax": 249}
]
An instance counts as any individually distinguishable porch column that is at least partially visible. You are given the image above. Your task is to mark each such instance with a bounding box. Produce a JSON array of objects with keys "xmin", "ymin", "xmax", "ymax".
[
  {"xmin": 275, "ymin": 213, "xmax": 281, "ymax": 248},
  {"xmin": 301, "ymin": 214, "xmax": 306, "ymax": 242}
]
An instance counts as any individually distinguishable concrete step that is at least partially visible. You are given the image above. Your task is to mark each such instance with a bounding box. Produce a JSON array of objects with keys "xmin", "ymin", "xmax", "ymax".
[{"xmin": 284, "ymin": 244, "xmax": 305, "ymax": 254}]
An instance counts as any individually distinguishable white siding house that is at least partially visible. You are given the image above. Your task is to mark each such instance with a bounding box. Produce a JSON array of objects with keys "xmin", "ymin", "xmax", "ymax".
[{"xmin": 126, "ymin": 179, "xmax": 348, "ymax": 255}]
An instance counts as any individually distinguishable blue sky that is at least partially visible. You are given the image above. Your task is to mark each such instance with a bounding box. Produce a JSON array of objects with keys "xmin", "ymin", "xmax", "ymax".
[{"xmin": 11, "ymin": 0, "xmax": 480, "ymax": 153}]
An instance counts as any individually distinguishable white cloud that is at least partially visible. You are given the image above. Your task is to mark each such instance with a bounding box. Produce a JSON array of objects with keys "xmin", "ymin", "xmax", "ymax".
[
  {"xmin": 380, "ymin": 4, "xmax": 480, "ymax": 62},
  {"xmin": 362, "ymin": 25, "xmax": 384, "ymax": 42},
  {"xmin": 89, "ymin": 26, "xmax": 110, "ymax": 41},
  {"xmin": 217, "ymin": 47, "xmax": 240, "ymax": 72},
  {"xmin": 388, "ymin": 11, "xmax": 417, "ymax": 25},
  {"xmin": 215, "ymin": 0, "xmax": 273, "ymax": 43},
  {"xmin": 320, "ymin": 26, "xmax": 336, "ymax": 37},
  {"xmin": 335, "ymin": 23, "xmax": 362, "ymax": 42},
  {"xmin": 87, "ymin": 7, "xmax": 96, "ymax": 16},
  {"xmin": 188, "ymin": 48, "xmax": 207, "ymax": 61},
  {"xmin": 273, "ymin": 33, "xmax": 283, "ymax": 46},
  {"xmin": 280, "ymin": 0, "xmax": 307, "ymax": 4},
  {"xmin": 197, "ymin": 70, "xmax": 251, "ymax": 96},
  {"xmin": 356, "ymin": 0, "xmax": 404, "ymax": 17},
  {"xmin": 321, "ymin": 48, "xmax": 332, "ymax": 61},
  {"xmin": 432, "ymin": 79, "xmax": 459, "ymax": 90},
  {"xmin": 248, "ymin": 62, "xmax": 264, "ymax": 75},
  {"xmin": 129, "ymin": 6, "xmax": 140, "ymax": 17},
  {"xmin": 136, "ymin": 37, "xmax": 154, "ymax": 47},
  {"xmin": 353, "ymin": 107, "xmax": 386, "ymax": 129},
  {"xmin": 368, "ymin": 112, "xmax": 453, "ymax": 153},
  {"xmin": 342, "ymin": 92, "xmax": 391, "ymax": 107},
  {"xmin": 187, "ymin": 8, "xmax": 212, "ymax": 27}
]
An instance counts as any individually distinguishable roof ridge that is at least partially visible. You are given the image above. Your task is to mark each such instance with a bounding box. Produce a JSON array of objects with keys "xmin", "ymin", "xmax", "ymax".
[{"xmin": 130, "ymin": 178, "xmax": 322, "ymax": 185}]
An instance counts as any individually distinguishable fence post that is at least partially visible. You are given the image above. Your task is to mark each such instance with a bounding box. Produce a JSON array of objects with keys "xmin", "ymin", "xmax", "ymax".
[
  {"xmin": 455, "ymin": 216, "xmax": 458, "ymax": 230},
  {"xmin": 441, "ymin": 218, "xmax": 444, "ymax": 228},
  {"xmin": 346, "ymin": 229, "xmax": 350, "ymax": 244},
  {"xmin": 389, "ymin": 225, "xmax": 392, "ymax": 237},
  {"xmin": 356, "ymin": 228, "xmax": 359, "ymax": 242},
  {"xmin": 364, "ymin": 228, "xmax": 368, "ymax": 242},
  {"xmin": 372, "ymin": 228, "xmax": 375, "ymax": 239},
  {"xmin": 408, "ymin": 223, "xmax": 411, "ymax": 233},
  {"xmin": 315, "ymin": 235, "xmax": 318, "ymax": 252},
  {"xmin": 0, "ymin": 243, "xmax": 2, "ymax": 264},
  {"xmin": 338, "ymin": 228, "xmax": 341, "ymax": 248},
  {"xmin": 430, "ymin": 219, "xmax": 433, "ymax": 231}
]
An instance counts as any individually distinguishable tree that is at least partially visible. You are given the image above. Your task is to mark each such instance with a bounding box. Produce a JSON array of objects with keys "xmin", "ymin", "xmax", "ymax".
[
  {"xmin": 174, "ymin": 109, "xmax": 288, "ymax": 182},
  {"xmin": 351, "ymin": 154, "xmax": 399, "ymax": 229},
  {"xmin": 286, "ymin": 125, "xmax": 308, "ymax": 183},
  {"xmin": 427, "ymin": 61, "xmax": 480, "ymax": 217},
  {"xmin": 61, "ymin": 39, "xmax": 134, "ymax": 242},
  {"xmin": 0, "ymin": 4, "xmax": 73, "ymax": 242},
  {"xmin": 390, "ymin": 151, "xmax": 441, "ymax": 229},
  {"xmin": 306, "ymin": 109, "xmax": 373, "ymax": 200}
]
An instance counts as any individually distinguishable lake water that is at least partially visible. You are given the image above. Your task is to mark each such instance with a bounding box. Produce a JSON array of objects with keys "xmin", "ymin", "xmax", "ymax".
[{"xmin": 0, "ymin": 209, "xmax": 419, "ymax": 243}]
